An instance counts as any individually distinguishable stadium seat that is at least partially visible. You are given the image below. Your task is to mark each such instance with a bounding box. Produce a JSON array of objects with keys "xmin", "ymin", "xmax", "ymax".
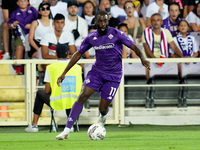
[
  {"xmin": 149, "ymin": 63, "xmax": 182, "ymax": 107},
  {"xmin": 181, "ymin": 63, "xmax": 200, "ymax": 107},
  {"xmin": 124, "ymin": 63, "xmax": 150, "ymax": 108}
]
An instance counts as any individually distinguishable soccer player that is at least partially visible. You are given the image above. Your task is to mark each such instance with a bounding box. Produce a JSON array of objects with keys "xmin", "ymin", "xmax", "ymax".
[{"xmin": 56, "ymin": 10, "xmax": 150, "ymax": 140}]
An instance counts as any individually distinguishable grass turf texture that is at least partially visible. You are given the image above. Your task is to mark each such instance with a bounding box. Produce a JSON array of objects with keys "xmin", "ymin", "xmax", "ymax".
[{"xmin": 0, "ymin": 124, "xmax": 200, "ymax": 150}]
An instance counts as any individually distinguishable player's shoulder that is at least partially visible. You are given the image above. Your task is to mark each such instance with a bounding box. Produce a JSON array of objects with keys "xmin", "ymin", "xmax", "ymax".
[
  {"xmin": 87, "ymin": 30, "xmax": 98, "ymax": 39},
  {"xmin": 108, "ymin": 27, "xmax": 125, "ymax": 37}
]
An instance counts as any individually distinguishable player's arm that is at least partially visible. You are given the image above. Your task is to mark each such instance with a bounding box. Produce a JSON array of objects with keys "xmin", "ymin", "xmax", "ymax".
[
  {"xmin": 57, "ymin": 51, "xmax": 82, "ymax": 86},
  {"xmin": 130, "ymin": 44, "xmax": 150, "ymax": 70}
]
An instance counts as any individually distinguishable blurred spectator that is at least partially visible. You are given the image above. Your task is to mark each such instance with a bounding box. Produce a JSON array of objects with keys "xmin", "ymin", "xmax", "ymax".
[
  {"xmin": 123, "ymin": 1, "xmax": 146, "ymax": 46},
  {"xmin": 29, "ymin": 0, "xmax": 43, "ymax": 10},
  {"xmin": 142, "ymin": 13, "xmax": 183, "ymax": 80},
  {"xmin": 164, "ymin": 0, "xmax": 188, "ymax": 18},
  {"xmin": 28, "ymin": 2, "xmax": 54, "ymax": 59},
  {"xmin": 8, "ymin": 0, "xmax": 38, "ymax": 74},
  {"xmin": 40, "ymin": 13, "xmax": 76, "ymax": 60},
  {"xmin": 188, "ymin": 0, "xmax": 200, "ymax": 13},
  {"xmin": 87, "ymin": 24, "xmax": 96, "ymax": 58},
  {"xmin": 142, "ymin": 13, "xmax": 183, "ymax": 59},
  {"xmin": 146, "ymin": 0, "xmax": 169, "ymax": 27},
  {"xmin": 185, "ymin": 2, "xmax": 200, "ymax": 32},
  {"xmin": 92, "ymin": 0, "xmax": 120, "ymax": 28},
  {"xmin": 1, "ymin": 0, "xmax": 18, "ymax": 59},
  {"xmin": 110, "ymin": 0, "xmax": 128, "ymax": 22},
  {"xmin": 161, "ymin": 2, "xmax": 181, "ymax": 37},
  {"xmin": 63, "ymin": 1, "xmax": 88, "ymax": 50},
  {"xmin": 48, "ymin": 0, "xmax": 68, "ymax": 18},
  {"xmin": 170, "ymin": 20, "xmax": 199, "ymax": 58},
  {"xmin": 117, "ymin": 23, "xmax": 138, "ymax": 58},
  {"xmin": 81, "ymin": 1, "xmax": 96, "ymax": 25},
  {"xmin": 170, "ymin": 20, "xmax": 199, "ymax": 76},
  {"xmin": 25, "ymin": 43, "xmax": 82, "ymax": 133}
]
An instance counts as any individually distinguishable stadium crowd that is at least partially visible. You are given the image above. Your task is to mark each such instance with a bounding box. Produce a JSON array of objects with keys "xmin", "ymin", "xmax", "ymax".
[{"xmin": 0, "ymin": 0, "xmax": 199, "ymax": 75}]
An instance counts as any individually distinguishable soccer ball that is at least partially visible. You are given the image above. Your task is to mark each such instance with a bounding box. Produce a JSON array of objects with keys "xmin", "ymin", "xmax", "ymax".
[{"xmin": 87, "ymin": 124, "xmax": 106, "ymax": 140}]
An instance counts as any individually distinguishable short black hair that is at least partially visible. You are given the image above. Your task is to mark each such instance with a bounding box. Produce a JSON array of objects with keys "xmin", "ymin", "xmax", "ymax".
[
  {"xmin": 37, "ymin": 2, "xmax": 51, "ymax": 19},
  {"xmin": 168, "ymin": 2, "xmax": 180, "ymax": 12},
  {"xmin": 117, "ymin": 23, "xmax": 128, "ymax": 30},
  {"xmin": 95, "ymin": 10, "xmax": 108, "ymax": 19},
  {"xmin": 54, "ymin": 13, "xmax": 65, "ymax": 21}
]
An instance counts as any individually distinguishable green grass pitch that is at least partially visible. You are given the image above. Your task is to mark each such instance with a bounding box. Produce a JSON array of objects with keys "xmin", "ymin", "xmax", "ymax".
[{"xmin": 0, "ymin": 124, "xmax": 200, "ymax": 150}]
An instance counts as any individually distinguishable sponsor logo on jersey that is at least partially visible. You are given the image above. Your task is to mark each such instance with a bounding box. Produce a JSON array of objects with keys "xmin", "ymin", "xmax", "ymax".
[
  {"xmin": 94, "ymin": 43, "xmax": 115, "ymax": 50},
  {"xmin": 16, "ymin": 12, "xmax": 21, "ymax": 16}
]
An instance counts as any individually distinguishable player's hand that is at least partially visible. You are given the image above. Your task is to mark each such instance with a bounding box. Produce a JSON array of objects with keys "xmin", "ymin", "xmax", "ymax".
[
  {"xmin": 141, "ymin": 58, "xmax": 150, "ymax": 70},
  {"xmin": 57, "ymin": 75, "xmax": 65, "ymax": 87}
]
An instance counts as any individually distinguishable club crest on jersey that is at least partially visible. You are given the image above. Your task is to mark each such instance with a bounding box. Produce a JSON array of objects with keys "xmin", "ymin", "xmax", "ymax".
[{"xmin": 108, "ymin": 34, "xmax": 114, "ymax": 39}]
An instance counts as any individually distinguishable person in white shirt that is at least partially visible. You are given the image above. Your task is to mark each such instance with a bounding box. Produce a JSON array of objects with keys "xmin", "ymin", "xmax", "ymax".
[
  {"xmin": 170, "ymin": 20, "xmax": 199, "ymax": 77},
  {"xmin": 185, "ymin": 2, "xmax": 200, "ymax": 32},
  {"xmin": 48, "ymin": 0, "xmax": 68, "ymax": 18},
  {"xmin": 63, "ymin": 1, "xmax": 88, "ymax": 50},
  {"xmin": 146, "ymin": 0, "xmax": 169, "ymax": 27},
  {"xmin": 40, "ymin": 13, "xmax": 76, "ymax": 59}
]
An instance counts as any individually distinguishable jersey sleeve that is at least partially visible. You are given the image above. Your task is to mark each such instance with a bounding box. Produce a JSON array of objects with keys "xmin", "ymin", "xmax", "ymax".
[
  {"xmin": 118, "ymin": 30, "xmax": 134, "ymax": 48},
  {"xmin": 78, "ymin": 36, "xmax": 92, "ymax": 54}
]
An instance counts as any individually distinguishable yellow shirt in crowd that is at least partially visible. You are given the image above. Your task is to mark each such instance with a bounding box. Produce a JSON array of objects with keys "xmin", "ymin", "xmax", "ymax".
[{"xmin": 142, "ymin": 29, "xmax": 173, "ymax": 58}]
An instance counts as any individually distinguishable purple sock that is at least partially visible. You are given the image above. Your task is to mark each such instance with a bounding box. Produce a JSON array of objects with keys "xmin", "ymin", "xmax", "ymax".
[{"xmin": 66, "ymin": 101, "xmax": 83, "ymax": 128}]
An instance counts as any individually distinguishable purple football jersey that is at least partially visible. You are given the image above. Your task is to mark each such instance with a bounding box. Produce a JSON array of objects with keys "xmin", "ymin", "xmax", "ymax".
[
  {"xmin": 79, "ymin": 27, "xmax": 134, "ymax": 81},
  {"xmin": 162, "ymin": 17, "xmax": 181, "ymax": 37}
]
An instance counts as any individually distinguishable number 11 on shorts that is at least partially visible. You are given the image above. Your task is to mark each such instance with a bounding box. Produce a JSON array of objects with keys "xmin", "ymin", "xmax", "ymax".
[{"xmin": 109, "ymin": 87, "xmax": 116, "ymax": 97}]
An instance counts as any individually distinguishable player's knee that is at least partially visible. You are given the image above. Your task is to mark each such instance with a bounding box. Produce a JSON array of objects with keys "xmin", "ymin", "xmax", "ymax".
[{"xmin": 77, "ymin": 92, "xmax": 90, "ymax": 104}]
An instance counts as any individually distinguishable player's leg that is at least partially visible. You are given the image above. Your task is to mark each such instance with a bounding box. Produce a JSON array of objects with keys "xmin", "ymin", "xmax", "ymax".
[
  {"xmin": 98, "ymin": 80, "xmax": 120, "ymax": 126},
  {"xmin": 98, "ymin": 98, "xmax": 110, "ymax": 126},
  {"xmin": 56, "ymin": 86, "xmax": 95, "ymax": 140}
]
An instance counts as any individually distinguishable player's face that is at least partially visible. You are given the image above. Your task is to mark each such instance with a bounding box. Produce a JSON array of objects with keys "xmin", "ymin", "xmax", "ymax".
[
  {"xmin": 169, "ymin": 5, "xmax": 180, "ymax": 21},
  {"xmin": 68, "ymin": 5, "xmax": 79, "ymax": 17},
  {"xmin": 95, "ymin": 14, "xmax": 109, "ymax": 35},
  {"xmin": 178, "ymin": 21, "xmax": 189, "ymax": 34},
  {"xmin": 54, "ymin": 19, "xmax": 65, "ymax": 32},
  {"xmin": 151, "ymin": 15, "xmax": 163, "ymax": 29}
]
